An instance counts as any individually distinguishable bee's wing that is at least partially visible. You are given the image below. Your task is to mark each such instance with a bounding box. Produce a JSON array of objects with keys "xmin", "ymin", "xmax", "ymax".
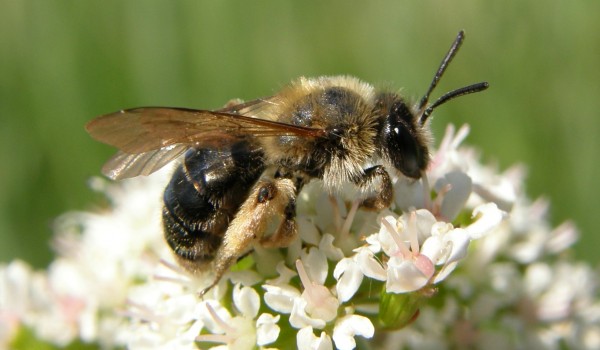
[
  {"xmin": 217, "ymin": 96, "xmax": 275, "ymax": 114},
  {"xmin": 86, "ymin": 101, "xmax": 325, "ymax": 179},
  {"xmin": 101, "ymin": 145, "xmax": 188, "ymax": 180}
]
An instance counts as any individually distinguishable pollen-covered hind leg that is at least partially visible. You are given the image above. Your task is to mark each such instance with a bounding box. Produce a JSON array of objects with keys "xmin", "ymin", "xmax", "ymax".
[
  {"xmin": 260, "ymin": 199, "xmax": 298, "ymax": 248},
  {"xmin": 356, "ymin": 165, "xmax": 394, "ymax": 210},
  {"xmin": 199, "ymin": 178, "xmax": 296, "ymax": 297}
]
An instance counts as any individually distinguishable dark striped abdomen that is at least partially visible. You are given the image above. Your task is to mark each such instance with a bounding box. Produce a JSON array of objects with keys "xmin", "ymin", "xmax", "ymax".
[{"xmin": 162, "ymin": 141, "xmax": 265, "ymax": 268}]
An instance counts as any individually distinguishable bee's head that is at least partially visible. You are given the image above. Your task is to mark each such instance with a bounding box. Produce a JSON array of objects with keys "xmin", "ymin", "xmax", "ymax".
[
  {"xmin": 378, "ymin": 31, "xmax": 489, "ymax": 179},
  {"xmin": 378, "ymin": 96, "xmax": 430, "ymax": 179}
]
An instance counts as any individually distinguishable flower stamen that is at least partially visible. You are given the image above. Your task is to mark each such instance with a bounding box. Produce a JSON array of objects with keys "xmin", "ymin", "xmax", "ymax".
[
  {"xmin": 408, "ymin": 211, "xmax": 420, "ymax": 254},
  {"xmin": 382, "ymin": 218, "xmax": 411, "ymax": 258},
  {"xmin": 329, "ymin": 195, "xmax": 343, "ymax": 233},
  {"xmin": 340, "ymin": 199, "xmax": 360, "ymax": 238},
  {"xmin": 295, "ymin": 259, "xmax": 339, "ymax": 323},
  {"xmin": 432, "ymin": 183, "xmax": 452, "ymax": 218},
  {"xmin": 205, "ymin": 302, "xmax": 236, "ymax": 333},
  {"xmin": 421, "ymin": 171, "xmax": 431, "ymax": 210}
]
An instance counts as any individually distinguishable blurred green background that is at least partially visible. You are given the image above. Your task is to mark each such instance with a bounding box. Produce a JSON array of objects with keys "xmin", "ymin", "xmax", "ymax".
[{"xmin": 1, "ymin": 1, "xmax": 598, "ymax": 268}]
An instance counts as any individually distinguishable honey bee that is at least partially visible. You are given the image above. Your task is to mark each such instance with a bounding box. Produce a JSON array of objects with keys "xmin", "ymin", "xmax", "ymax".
[{"xmin": 86, "ymin": 30, "xmax": 488, "ymax": 295}]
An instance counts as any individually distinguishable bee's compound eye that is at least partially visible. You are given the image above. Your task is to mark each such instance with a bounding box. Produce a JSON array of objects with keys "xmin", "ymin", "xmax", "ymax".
[
  {"xmin": 257, "ymin": 183, "xmax": 277, "ymax": 203},
  {"xmin": 381, "ymin": 101, "xmax": 429, "ymax": 179}
]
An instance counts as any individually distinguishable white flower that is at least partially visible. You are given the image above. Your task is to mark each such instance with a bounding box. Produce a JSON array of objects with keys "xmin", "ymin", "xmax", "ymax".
[
  {"xmin": 465, "ymin": 203, "xmax": 505, "ymax": 239},
  {"xmin": 263, "ymin": 249, "xmax": 376, "ymax": 349},
  {"xmin": 357, "ymin": 204, "xmax": 503, "ymax": 294},
  {"xmin": 352, "ymin": 246, "xmax": 387, "ymax": 281},
  {"xmin": 432, "ymin": 170, "xmax": 473, "ymax": 221},
  {"xmin": 292, "ymin": 257, "xmax": 339, "ymax": 327},
  {"xmin": 333, "ymin": 257, "xmax": 364, "ymax": 303},
  {"xmin": 125, "ymin": 277, "xmax": 203, "ymax": 349},
  {"xmin": 196, "ymin": 284, "xmax": 280, "ymax": 349},
  {"xmin": 4, "ymin": 123, "xmax": 599, "ymax": 350},
  {"xmin": 256, "ymin": 313, "xmax": 281, "ymax": 346},
  {"xmin": 297, "ymin": 326, "xmax": 333, "ymax": 350},
  {"xmin": 0, "ymin": 261, "xmax": 38, "ymax": 346},
  {"xmin": 332, "ymin": 314, "xmax": 375, "ymax": 350}
]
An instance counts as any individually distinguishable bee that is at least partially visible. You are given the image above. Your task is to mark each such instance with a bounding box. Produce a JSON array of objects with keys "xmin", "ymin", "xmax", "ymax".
[{"xmin": 86, "ymin": 30, "xmax": 488, "ymax": 295}]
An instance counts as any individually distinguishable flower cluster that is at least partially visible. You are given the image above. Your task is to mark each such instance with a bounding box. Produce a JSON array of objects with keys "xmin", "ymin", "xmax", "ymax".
[{"xmin": 1, "ymin": 124, "xmax": 599, "ymax": 349}]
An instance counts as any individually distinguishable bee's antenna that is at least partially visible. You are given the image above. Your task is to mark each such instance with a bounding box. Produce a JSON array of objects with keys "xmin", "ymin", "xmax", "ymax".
[
  {"xmin": 417, "ymin": 30, "xmax": 489, "ymax": 124},
  {"xmin": 418, "ymin": 30, "xmax": 466, "ymax": 112},
  {"xmin": 421, "ymin": 82, "xmax": 489, "ymax": 123}
]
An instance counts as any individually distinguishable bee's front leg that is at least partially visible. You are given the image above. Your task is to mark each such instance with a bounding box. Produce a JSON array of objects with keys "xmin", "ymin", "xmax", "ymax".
[{"xmin": 355, "ymin": 165, "xmax": 394, "ymax": 210}]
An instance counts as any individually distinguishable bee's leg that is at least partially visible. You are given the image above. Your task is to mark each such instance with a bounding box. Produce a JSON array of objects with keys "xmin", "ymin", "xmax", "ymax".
[
  {"xmin": 258, "ymin": 169, "xmax": 307, "ymax": 247},
  {"xmin": 199, "ymin": 178, "xmax": 296, "ymax": 297},
  {"xmin": 260, "ymin": 199, "xmax": 298, "ymax": 248},
  {"xmin": 355, "ymin": 165, "xmax": 393, "ymax": 210}
]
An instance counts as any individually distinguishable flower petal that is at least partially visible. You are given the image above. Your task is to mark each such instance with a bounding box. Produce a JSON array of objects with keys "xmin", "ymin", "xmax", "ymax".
[
  {"xmin": 263, "ymin": 284, "xmax": 300, "ymax": 314},
  {"xmin": 386, "ymin": 257, "xmax": 430, "ymax": 293},
  {"xmin": 232, "ymin": 284, "xmax": 260, "ymax": 318},
  {"xmin": 266, "ymin": 261, "xmax": 297, "ymax": 285},
  {"xmin": 420, "ymin": 236, "xmax": 444, "ymax": 263},
  {"xmin": 256, "ymin": 313, "xmax": 280, "ymax": 346},
  {"xmin": 466, "ymin": 203, "xmax": 504, "ymax": 239},
  {"xmin": 297, "ymin": 326, "xmax": 333, "ymax": 350},
  {"xmin": 298, "ymin": 217, "xmax": 321, "ymax": 246},
  {"xmin": 301, "ymin": 247, "xmax": 328, "ymax": 285},
  {"xmin": 413, "ymin": 209, "xmax": 438, "ymax": 243},
  {"xmin": 333, "ymin": 258, "xmax": 363, "ymax": 302},
  {"xmin": 433, "ymin": 261, "xmax": 458, "ymax": 284},
  {"xmin": 394, "ymin": 177, "xmax": 427, "ymax": 211},
  {"xmin": 319, "ymin": 234, "xmax": 345, "ymax": 261},
  {"xmin": 290, "ymin": 298, "xmax": 327, "ymax": 329},
  {"xmin": 435, "ymin": 171, "xmax": 473, "ymax": 221},
  {"xmin": 443, "ymin": 228, "xmax": 470, "ymax": 264},
  {"xmin": 332, "ymin": 314, "xmax": 375, "ymax": 350},
  {"xmin": 354, "ymin": 247, "xmax": 386, "ymax": 281}
]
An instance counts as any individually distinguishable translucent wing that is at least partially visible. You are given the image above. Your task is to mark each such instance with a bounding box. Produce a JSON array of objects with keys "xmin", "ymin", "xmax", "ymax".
[
  {"xmin": 101, "ymin": 145, "xmax": 188, "ymax": 180},
  {"xmin": 86, "ymin": 99, "xmax": 326, "ymax": 179},
  {"xmin": 86, "ymin": 106, "xmax": 325, "ymax": 154}
]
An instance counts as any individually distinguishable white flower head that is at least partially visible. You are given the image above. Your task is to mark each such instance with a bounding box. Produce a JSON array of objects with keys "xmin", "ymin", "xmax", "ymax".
[
  {"xmin": 361, "ymin": 206, "xmax": 491, "ymax": 294},
  {"xmin": 196, "ymin": 284, "xmax": 280, "ymax": 349},
  {"xmin": 4, "ymin": 123, "xmax": 599, "ymax": 350},
  {"xmin": 263, "ymin": 248, "xmax": 376, "ymax": 348}
]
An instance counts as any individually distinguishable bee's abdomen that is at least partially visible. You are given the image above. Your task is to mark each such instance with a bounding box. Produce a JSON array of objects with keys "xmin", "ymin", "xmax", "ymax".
[{"xmin": 162, "ymin": 142, "xmax": 265, "ymax": 265}]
